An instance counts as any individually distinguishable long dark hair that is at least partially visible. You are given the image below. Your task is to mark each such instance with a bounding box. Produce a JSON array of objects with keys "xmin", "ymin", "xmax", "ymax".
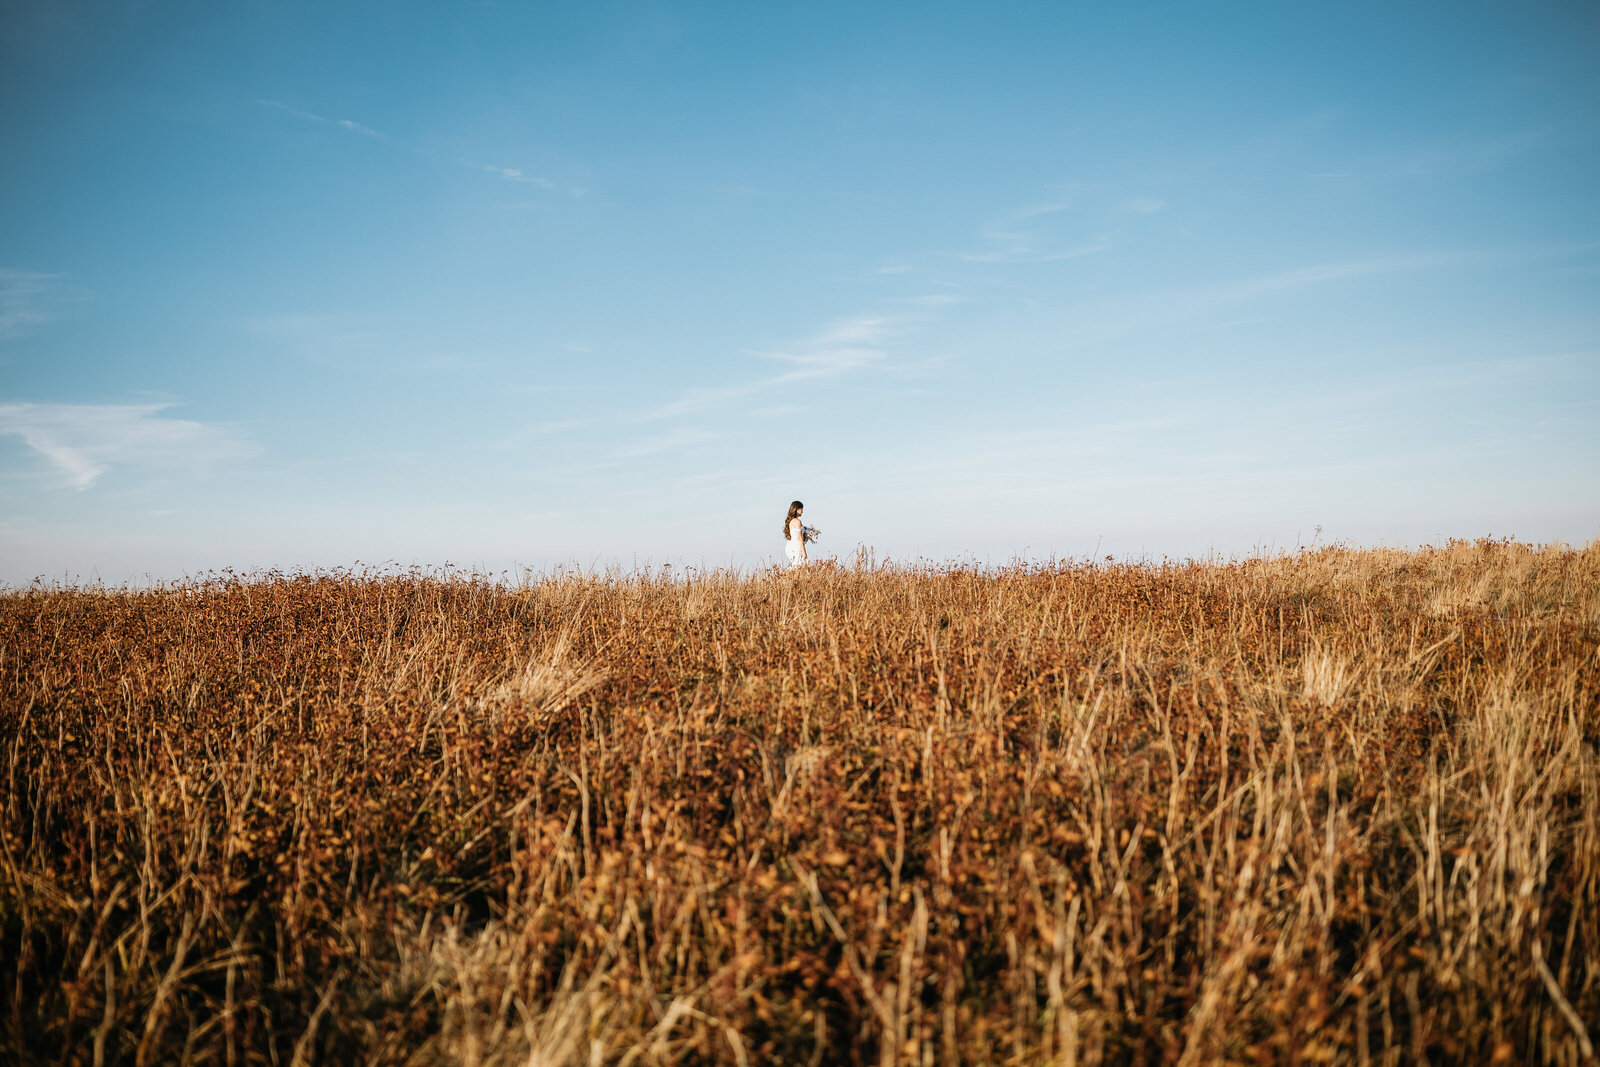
[{"xmin": 784, "ymin": 500, "xmax": 803, "ymax": 539}]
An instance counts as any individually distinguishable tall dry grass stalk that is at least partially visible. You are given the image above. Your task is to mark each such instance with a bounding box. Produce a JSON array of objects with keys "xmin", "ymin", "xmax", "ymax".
[{"xmin": 2, "ymin": 540, "xmax": 1597, "ymax": 1064}]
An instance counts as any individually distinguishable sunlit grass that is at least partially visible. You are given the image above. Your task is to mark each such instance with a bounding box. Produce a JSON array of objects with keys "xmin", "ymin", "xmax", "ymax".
[{"xmin": 2, "ymin": 539, "xmax": 1596, "ymax": 1064}]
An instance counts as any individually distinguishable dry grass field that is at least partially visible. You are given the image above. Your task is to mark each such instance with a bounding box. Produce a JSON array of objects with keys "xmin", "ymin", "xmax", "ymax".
[{"xmin": 3, "ymin": 540, "xmax": 1598, "ymax": 1065}]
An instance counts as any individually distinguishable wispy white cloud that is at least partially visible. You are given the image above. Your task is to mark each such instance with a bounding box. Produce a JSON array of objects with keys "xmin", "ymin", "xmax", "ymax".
[
  {"xmin": 478, "ymin": 163, "xmax": 555, "ymax": 188},
  {"xmin": 610, "ymin": 426, "xmax": 716, "ymax": 459},
  {"xmin": 0, "ymin": 402, "xmax": 259, "ymax": 489},
  {"xmin": 1390, "ymin": 128, "xmax": 1550, "ymax": 180},
  {"xmin": 886, "ymin": 187, "xmax": 1166, "ymax": 273},
  {"xmin": 957, "ymin": 199, "xmax": 1112, "ymax": 264},
  {"xmin": 1020, "ymin": 251, "xmax": 1489, "ymax": 355},
  {"xmin": 1182, "ymin": 243, "xmax": 1593, "ymax": 316},
  {"xmin": 961, "ymin": 239, "xmax": 1111, "ymax": 264},
  {"xmin": 728, "ymin": 314, "xmax": 895, "ymax": 385},
  {"xmin": 257, "ymin": 99, "xmax": 387, "ymax": 139},
  {"xmin": 336, "ymin": 118, "xmax": 385, "ymax": 138},
  {"xmin": 245, "ymin": 311, "xmax": 382, "ymax": 362},
  {"xmin": 811, "ymin": 315, "xmax": 892, "ymax": 347},
  {"xmin": 1120, "ymin": 196, "xmax": 1165, "ymax": 214},
  {"xmin": 255, "ymin": 99, "xmax": 588, "ymax": 196},
  {"xmin": 640, "ymin": 379, "xmax": 774, "ymax": 421},
  {"xmin": 605, "ymin": 314, "xmax": 916, "ymax": 429},
  {"xmin": 411, "ymin": 354, "xmax": 486, "ymax": 373},
  {"xmin": 519, "ymin": 311, "xmax": 916, "ymax": 437},
  {"xmin": 1301, "ymin": 127, "xmax": 1552, "ymax": 186},
  {"xmin": 527, "ymin": 414, "xmax": 609, "ymax": 435},
  {"xmin": 0, "ymin": 270, "xmax": 86, "ymax": 340},
  {"xmin": 1189, "ymin": 253, "xmax": 1459, "ymax": 306}
]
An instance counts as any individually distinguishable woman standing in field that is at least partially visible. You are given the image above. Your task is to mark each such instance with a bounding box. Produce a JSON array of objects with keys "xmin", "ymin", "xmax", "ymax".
[{"xmin": 784, "ymin": 500, "xmax": 818, "ymax": 568}]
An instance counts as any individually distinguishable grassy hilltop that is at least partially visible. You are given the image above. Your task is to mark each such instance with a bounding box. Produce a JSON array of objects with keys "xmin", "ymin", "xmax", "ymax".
[{"xmin": 2, "ymin": 541, "xmax": 1597, "ymax": 1065}]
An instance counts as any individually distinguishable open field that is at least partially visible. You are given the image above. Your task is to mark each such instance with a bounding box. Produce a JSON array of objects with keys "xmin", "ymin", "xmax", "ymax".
[{"xmin": 3, "ymin": 541, "xmax": 1598, "ymax": 1065}]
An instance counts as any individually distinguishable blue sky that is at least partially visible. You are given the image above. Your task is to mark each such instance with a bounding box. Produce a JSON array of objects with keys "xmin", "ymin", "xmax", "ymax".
[{"xmin": 2, "ymin": 1, "xmax": 1597, "ymax": 581}]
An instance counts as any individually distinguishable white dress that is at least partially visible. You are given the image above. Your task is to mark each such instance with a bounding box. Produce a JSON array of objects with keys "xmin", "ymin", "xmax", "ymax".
[{"xmin": 786, "ymin": 517, "xmax": 807, "ymax": 567}]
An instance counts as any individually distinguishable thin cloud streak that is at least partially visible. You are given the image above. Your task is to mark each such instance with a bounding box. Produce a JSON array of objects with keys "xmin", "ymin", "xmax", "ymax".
[
  {"xmin": 953, "ymin": 195, "xmax": 1113, "ymax": 263},
  {"xmin": 1183, "ymin": 243, "xmax": 1594, "ymax": 312},
  {"xmin": 1192, "ymin": 254, "xmax": 1454, "ymax": 306},
  {"xmin": 256, "ymin": 99, "xmax": 387, "ymax": 139},
  {"xmin": 244, "ymin": 311, "xmax": 383, "ymax": 363},
  {"xmin": 960, "ymin": 232, "xmax": 1110, "ymax": 264},
  {"xmin": 647, "ymin": 314, "xmax": 898, "ymax": 420},
  {"xmin": 257, "ymin": 100, "xmax": 577, "ymax": 195},
  {"xmin": 518, "ymin": 311, "xmax": 914, "ymax": 440},
  {"xmin": 0, "ymin": 270, "xmax": 85, "ymax": 340},
  {"xmin": 1047, "ymin": 249, "xmax": 1519, "ymax": 352},
  {"xmin": 479, "ymin": 164, "xmax": 555, "ymax": 187},
  {"xmin": 0, "ymin": 402, "xmax": 260, "ymax": 489},
  {"xmin": 1391, "ymin": 127, "xmax": 1552, "ymax": 180}
]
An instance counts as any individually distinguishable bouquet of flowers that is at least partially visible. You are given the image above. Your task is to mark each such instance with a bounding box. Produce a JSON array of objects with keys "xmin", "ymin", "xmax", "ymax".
[{"xmin": 801, "ymin": 525, "xmax": 821, "ymax": 544}]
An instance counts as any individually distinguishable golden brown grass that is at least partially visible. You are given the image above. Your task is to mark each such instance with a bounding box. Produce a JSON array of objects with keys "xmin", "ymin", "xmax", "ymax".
[{"xmin": 2, "ymin": 539, "xmax": 1597, "ymax": 1065}]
